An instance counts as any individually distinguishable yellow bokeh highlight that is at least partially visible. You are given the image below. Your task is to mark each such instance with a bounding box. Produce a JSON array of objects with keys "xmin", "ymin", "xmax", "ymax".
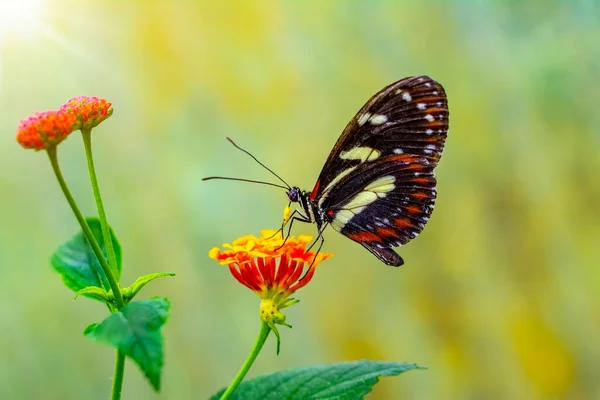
[{"xmin": 510, "ymin": 309, "xmax": 575, "ymax": 397}]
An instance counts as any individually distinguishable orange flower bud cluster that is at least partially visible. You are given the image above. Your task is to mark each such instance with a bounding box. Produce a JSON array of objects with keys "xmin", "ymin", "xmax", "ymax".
[{"xmin": 16, "ymin": 110, "xmax": 77, "ymax": 150}]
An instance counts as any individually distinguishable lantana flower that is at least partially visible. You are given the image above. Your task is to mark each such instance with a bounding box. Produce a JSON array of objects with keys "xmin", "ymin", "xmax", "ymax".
[
  {"xmin": 16, "ymin": 110, "xmax": 77, "ymax": 150},
  {"xmin": 209, "ymin": 229, "xmax": 333, "ymax": 332},
  {"xmin": 60, "ymin": 96, "xmax": 113, "ymax": 129}
]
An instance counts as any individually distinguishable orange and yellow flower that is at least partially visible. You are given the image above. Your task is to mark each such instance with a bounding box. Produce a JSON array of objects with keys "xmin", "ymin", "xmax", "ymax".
[
  {"xmin": 60, "ymin": 96, "xmax": 113, "ymax": 129},
  {"xmin": 209, "ymin": 230, "xmax": 333, "ymax": 326},
  {"xmin": 16, "ymin": 110, "xmax": 77, "ymax": 150}
]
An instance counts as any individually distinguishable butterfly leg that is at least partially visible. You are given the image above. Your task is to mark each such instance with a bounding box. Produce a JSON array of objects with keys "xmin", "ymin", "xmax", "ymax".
[
  {"xmin": 274, "ymin": 210, "xmax": 312, "ymax": 250},
  {"xmin": 300, "ymin": 223, "xmax": 327, "ymax": 280},
  {"xmin": 267, "ymin": 202, "xmax": 293, "ymax": 240},
  {"xmin": 266, "ymin": 219, "xmax": 287, "ymax": 240}
]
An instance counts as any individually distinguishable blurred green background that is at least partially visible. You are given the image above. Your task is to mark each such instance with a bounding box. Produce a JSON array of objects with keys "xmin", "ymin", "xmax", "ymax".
[{"xmin": 1, "ymin": 0, "xmax": 599, "ymax": 399}]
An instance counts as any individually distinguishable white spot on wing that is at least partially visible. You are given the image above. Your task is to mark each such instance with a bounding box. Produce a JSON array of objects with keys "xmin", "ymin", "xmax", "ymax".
[
  {"xmin": 331, "ymin": 209, "xmax": 354, "ymax": 231},
  {"xmin": 426, "ymin": 129, "xmax": 433, "ymax": 135},
  {"xmin": 393, "ymin": 148, "xmax": 404, "ymax": 154},
  {"xmin": 332, "ymin": 176, "xmax": 397, "ymax": 230},
  {"xmin": 424, "ymin": 114, "xmax": 434, "ymax": 122},
  {"xmin": 370, "ymin": 114, "xmax": 388, "ymax": 125},
  {"xmin": 364, "ymin": 175, "xmax": 396, "ymax": 195},
  {"xmin": 318, "ymin": 166, "xmax": 357, "ymax": 207},
  {"xmin": 402, "ymin": 91, "xmax": 412, "ymax": 102},
  {"xmin": 417, "ymin": 103, "xmax": 426, "ymax": 110},
  {"xmin": 339, "ymin": 146, "xmax": 380, "ymax": 162},
  {"xmin": 357, "ymin": 112, "xmax": 372, "ymax": 126},
  {"xmin": 344, "ymin": 192, "xmax": 378, "ymax": 211}
]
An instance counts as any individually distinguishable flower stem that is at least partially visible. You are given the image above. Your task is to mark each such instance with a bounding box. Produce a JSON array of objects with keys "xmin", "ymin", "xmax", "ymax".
[
  {"xmin": 220, "ymin": 321, "xmax": 271, "ymax": 400},
  {"xmin": 80, "ymin": 128, "xmax": 122, "ymax": 304},
  {"xmin": 111, "ymin": 351, "xmax": 126, "ymax": 400},
  {"xmin": 79, "ymin": 129, "xmax": 127, "ymax": 400},
  {"xmin": 46, "ymin": 146, "xmax": 124, "ymax": 309}
]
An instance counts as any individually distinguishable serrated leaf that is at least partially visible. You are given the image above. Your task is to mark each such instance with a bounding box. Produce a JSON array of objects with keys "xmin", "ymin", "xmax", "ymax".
[
  {"xmin": 123, "ymin": 272, "xmax": 175, "ymax": 303},
  {"xmin": 50, "ymin": 217, "xmax": 121, "ymax": 298},
  {"xmin": 74, "ymin": 286, "xmax": 113, "ymax": 304},
  {"xmin": 211, "ymin": 360, "xmax": 424, "ymax": 400},
  {"xmin": 84, "ymin": 297, "xmax": 170, "ymax": 391}
]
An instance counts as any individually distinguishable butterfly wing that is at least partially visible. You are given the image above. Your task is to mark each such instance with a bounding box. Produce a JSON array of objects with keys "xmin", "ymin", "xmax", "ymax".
[
  {"xmin": 320, "ymin": 154, "xmax": 436, "ymax": 266},
  {"xmin": 311, "ymin": 76, "xmax": 448, "ymax": 265},
  {"xmin": 309, "ymin": 76, "xmax": 448, "ymax": 203}
]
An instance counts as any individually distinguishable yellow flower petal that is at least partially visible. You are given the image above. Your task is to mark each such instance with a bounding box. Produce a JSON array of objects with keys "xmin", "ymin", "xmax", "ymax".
[
  {"xmin": 298, "ymin": 235, "xmax": 313, "ymax": 243},
  {"xmin": 208, "ymin": 247, "xmax": 221, "ymax": 260},
  {"xmin": 260, "ymin": 229, "xmax": 279, "ymax": 239}
]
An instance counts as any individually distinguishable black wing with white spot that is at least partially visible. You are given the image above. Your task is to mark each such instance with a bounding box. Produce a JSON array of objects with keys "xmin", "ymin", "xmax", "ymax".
[{"xmin": 309, "ymin": 76, "xmax": 448, "ymax": 203}]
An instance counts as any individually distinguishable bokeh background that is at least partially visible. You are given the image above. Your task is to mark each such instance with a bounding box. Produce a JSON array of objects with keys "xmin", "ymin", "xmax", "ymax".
[{"xmin": 1, "ymin": 1, "xmax": 599, "ymax": 399}]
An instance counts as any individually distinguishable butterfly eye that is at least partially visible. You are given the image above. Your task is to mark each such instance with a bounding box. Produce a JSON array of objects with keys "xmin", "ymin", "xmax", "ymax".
[{"xmin": 286, "ymin": 187, "xmax": 301, "ymax": 203}]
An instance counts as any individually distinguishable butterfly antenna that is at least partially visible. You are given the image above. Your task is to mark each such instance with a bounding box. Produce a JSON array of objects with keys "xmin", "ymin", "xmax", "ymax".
[
  {"xmin": 226, "ymin": 137, "xmax": 291, "ymax": 189},
  {"xmin": 201, "ymin": 176, "xmax": 288, "ymax": 190}
]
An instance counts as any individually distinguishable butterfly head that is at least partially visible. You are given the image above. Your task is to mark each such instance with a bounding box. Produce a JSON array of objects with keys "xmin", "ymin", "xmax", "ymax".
[
  {"xmin": 286, "ymin": 186, "xmax": 303, "ymax": 203},
  {"xmin": 286, "ymin": 186, "xmax": 319, "ymax": 226}
]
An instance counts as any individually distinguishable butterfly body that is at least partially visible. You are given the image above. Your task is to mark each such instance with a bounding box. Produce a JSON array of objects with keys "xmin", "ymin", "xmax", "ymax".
[{"xmin": 286, "ymin": 75, "xmax": 449, "ymax": 266}]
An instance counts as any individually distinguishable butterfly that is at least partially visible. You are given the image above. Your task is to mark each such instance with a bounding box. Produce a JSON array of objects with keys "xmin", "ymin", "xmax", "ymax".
[{"xmin": 205, "ymin": 76, "xmax": 449, "ymax": 266}]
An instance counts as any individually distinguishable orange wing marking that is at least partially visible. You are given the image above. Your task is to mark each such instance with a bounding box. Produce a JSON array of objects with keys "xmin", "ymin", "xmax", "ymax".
[{"xmin": 348, "ymin": 232, "xmax": 383, "ymax": 243}]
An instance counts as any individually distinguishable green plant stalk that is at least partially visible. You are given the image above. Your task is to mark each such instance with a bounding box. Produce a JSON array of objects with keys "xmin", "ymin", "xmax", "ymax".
[
  {"xmin": 220, "ymin": 321, "xmax": 271, "ymax": 400},
  {"xmin": 47, "ymin": 146, "xmax": 124, "ymax": 308},
  {"xmin": 81, "ymin": 129, "xmax": 121, "ymax": 302},
  {"xmin": 80, "ymin": 129, "xmax": 127, "ymax": 400},
  {"xmin": 111, "ymin": 351, "xmax": 126, "ymax": 400},
  {"xmin": 47, "ymin": 146, "xmax": 126, "ymax": 400}
]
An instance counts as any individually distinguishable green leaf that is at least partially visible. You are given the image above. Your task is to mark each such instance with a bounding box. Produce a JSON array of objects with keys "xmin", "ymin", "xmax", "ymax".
[
  {"xmin": 122, "ymin": 272, "xmax": 175, "ymax": 303},
  {"xmin": 74, "ymin": 286, "xmax": 113, "ymax": 304},
  {"xmin": 50, "ymin": 217, "xmax": 122, "ymax": 298},
  {"xmin": 84, "ymin": 297, "xmax": 170, "ymax": 391},
  {"xmin": 210, "ymin": 360, "xmax": 424, "ymax": 400}
]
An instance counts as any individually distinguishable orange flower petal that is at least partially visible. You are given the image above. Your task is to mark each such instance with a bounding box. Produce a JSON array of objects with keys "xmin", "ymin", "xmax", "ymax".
[{"xmin": 209, "ymin": 230, "xmax": 333, "ymax": 303}]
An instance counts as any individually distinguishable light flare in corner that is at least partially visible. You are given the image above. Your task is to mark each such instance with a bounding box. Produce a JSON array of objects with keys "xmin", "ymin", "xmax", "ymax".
[{"xmin": 0, "ymin": 0, "xmax": 44, "ymax": 40}]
